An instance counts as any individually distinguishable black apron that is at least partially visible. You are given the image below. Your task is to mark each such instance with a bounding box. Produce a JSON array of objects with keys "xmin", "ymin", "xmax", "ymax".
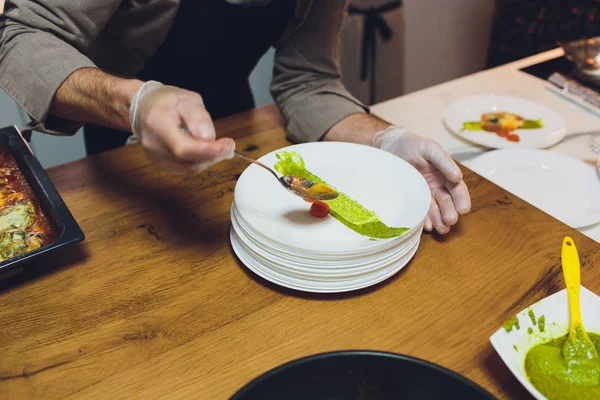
[{"xmin": 84, "ymin": 0, "xmax": 295, "ymax": 155}]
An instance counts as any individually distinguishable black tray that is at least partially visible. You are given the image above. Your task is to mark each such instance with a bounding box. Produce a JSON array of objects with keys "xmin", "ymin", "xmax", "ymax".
[{"xmin": 0, "ymin": 126, "xmax": 84, "ymax": 274}]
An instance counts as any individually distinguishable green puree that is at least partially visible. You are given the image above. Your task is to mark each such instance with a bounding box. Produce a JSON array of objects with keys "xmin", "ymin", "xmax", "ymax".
[
  {"xmin": 525, "ymin": 331, "xmax": 600, "ymax": 399},
  {"xmin": 461, "ymin": 119, "xmax": 543, "ymax": 131},
  {"xmin": 274, "ymin": 152, "xmax": 409, "ymax": 239},
  {"xmin": 529, "ymin": 309, "xmax": 537, "ymax": 325},
  {"xmin": 503, "ymin": 316, "xmax": 520, "ymax": 332}
]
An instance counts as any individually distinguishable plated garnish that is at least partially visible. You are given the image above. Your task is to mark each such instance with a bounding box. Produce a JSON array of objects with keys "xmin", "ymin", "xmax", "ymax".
[
  {"xmin": 462, "ymin": 112, "xmax": 543, "ymax": 142},
  {"xmin": 274, "ymin": 151, "xmax": 408, "ymax": 239},
  {"xmin": 309, "ymin": 201, "xmax": 330, "ymax": 218}
]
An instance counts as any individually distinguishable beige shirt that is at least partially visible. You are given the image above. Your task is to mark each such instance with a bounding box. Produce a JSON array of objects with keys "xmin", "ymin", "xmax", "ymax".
[{"xmin": 0, "ymin": 0, "xmax": 367, "ymax": 143}]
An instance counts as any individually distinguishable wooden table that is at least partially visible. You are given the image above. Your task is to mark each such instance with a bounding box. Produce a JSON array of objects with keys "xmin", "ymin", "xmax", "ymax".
[{"xmin": 1, "ymin": 105, "xmax": 599, "ymax": 399}]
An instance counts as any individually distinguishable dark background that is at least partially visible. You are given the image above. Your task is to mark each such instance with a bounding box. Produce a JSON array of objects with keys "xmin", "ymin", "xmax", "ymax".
[{"xmin": 487, "ymin": 0, "xmax": 600, "ymax": 68}]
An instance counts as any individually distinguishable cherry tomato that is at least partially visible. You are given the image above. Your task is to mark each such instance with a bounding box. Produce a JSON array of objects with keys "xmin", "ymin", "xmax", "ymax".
[
  {"xmin": 496, "ymin": 130, "xmax": 509, "ymax": 138},
  {"xmin": 507, "ymin": 134, "xmax": 520, "ymax": 142},
  {"xmin": 310, "ymin": 201, "xmax": 330, "ymax": 218},
  {"xmin": 303, "ymin": 198, "xmax": 314, "ymax": 203}
]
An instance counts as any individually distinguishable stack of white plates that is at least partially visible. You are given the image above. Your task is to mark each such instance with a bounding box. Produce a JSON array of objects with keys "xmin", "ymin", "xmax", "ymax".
[{"xmin": 230, "ymin": 142, "xmax": 431, "ymax": 293}]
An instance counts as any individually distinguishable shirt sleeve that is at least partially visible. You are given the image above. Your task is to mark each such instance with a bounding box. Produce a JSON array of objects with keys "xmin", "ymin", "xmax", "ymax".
[
  {"xmin": 0, "ymin": 1, "xmax": 120, "ymax": 135},
  {"xmin": 270, "ymin": 0, "xmax": 369, "ymax": 144}
]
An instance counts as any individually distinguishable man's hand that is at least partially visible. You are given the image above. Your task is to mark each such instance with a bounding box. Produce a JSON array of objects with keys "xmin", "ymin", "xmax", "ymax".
[
  {"xmin": 325, "ymin": 113, "xmax": 471, "ymax": 234},
  {"xmin": 131, "ymin": 82, "xmax": 235, "ymax": 173},
  {"xmin": 372, "ymin": 127, "xmax": 471, "ymax": 234},
  {"xmin": 50, "ymin": 68, "xmax": 234, "ymax": 174}
]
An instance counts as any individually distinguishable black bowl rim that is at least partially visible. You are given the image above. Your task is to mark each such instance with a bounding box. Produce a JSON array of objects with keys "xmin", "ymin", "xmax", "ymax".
[{"xmin": 229, "ymin": 349, "xmax": 496, "ymax": 399}]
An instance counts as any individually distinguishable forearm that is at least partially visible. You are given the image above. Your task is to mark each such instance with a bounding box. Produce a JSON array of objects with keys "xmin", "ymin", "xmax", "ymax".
[
  {"xmin": 50, "ymin": 68, "xmax": 143, "ymax": 132},
  {"xmin": 323, "ymin": 113, "xmax": 391, "ymax": 145}
]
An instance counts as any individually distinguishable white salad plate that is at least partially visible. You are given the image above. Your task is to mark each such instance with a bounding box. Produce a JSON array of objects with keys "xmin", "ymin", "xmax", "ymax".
[{"xmin": 444, "ymin": 95, "xmax": 566, "ymax": 149}]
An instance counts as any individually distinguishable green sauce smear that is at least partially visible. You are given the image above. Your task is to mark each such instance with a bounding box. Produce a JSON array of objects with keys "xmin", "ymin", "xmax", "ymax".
[
  {"xmin": 528, "ymin": 309, "xmax": 537, "ymax": 326},
  {"xmin": 274, "ymin": 151, "xmax": 409, "ymax": 239},
  {"xmin": 538, "ymin": 315, "xmax": 546, "ymax": 333},
  {"xmin": 461, "ymin": 119, "xmax": 543, "ymax": 131},
  {"xmin": 525, "ymin": 331, "xmax": 600, "ymax": 399},
  {"xmin": 503, "ymin": 316, "xmax": 520, "ymax": 332}
]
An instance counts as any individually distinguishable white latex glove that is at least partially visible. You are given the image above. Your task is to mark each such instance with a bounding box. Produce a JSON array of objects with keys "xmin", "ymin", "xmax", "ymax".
[
  {"xmin": 372, "ymin": 126, "xmax": 471, "ymax": 234},
  {"xmin": 130, "ymin": 81, "xmax": 235, "ymax": 173}
]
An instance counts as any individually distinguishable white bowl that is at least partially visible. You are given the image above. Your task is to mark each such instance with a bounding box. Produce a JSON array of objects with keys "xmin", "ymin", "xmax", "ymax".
[{"xmin": 489, "ymin": 286, "xmax": 600, "ymax": 400}]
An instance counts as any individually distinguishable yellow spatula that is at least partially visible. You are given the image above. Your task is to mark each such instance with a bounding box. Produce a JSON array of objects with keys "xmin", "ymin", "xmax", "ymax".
[{"xmin": 561, "ymin": 236, "xmax": 599, "ymax": 383}]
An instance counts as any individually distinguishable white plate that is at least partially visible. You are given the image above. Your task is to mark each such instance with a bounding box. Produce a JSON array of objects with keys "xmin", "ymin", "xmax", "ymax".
[
  {"xmin": 231, "ymin": 202, "xmax": 421, "ymax": 260},
  {"xmin": 469, "ymin": 149, "xmax": 600, "ymax": 229},
  {"xmin": 233, "ymin": 215, "xmax": 421, "ymax": 277},
  {"xmin": 234, "ymin": 229, "xmax": 418, "ymax": 285},
  {"xmin": 231, "ymin": 227, "xmax": 419, "ymax": 293},
  {"xmin": 443, "ymin": 95, "xmax": 566, "ymax": 149},
  {"xmin": 232, "ymin": 204, "xmax": 423, "ymax": 267},
  {"xmin": 232, "ymin": 202, "xmax": 422, "ymax": 259},
  {"xmin": 490, "ymin": 286, "xmax": 600, "ymax": 400},
  {"xmin": 234, "ymin": 142, "xmax": 431, "ymax": 253}
]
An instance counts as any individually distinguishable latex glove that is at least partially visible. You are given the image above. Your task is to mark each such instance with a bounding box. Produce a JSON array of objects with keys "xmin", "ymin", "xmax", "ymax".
[
  {"xmin": 372, "ymin": 126, "xmax": 471, "ymax": 234},
  {"xmin": 130, "ymin": 81, "xmax": 235, "ymax": 173}
]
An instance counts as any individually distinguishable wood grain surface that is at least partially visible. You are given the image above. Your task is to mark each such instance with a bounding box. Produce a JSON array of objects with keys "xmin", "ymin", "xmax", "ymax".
[{"xmin": 0, "ymin": 104, "xmax": 598, "ymax": 399}]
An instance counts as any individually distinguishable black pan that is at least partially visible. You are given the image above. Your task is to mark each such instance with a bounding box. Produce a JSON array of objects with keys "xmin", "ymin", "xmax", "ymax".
[
  {"xmin": 230, "ymin": 350, "xmax": 496, "ymax": 399},
  {"xmin": 0, "ymin": 126, "xmax": 84, "ymax": 274}
]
